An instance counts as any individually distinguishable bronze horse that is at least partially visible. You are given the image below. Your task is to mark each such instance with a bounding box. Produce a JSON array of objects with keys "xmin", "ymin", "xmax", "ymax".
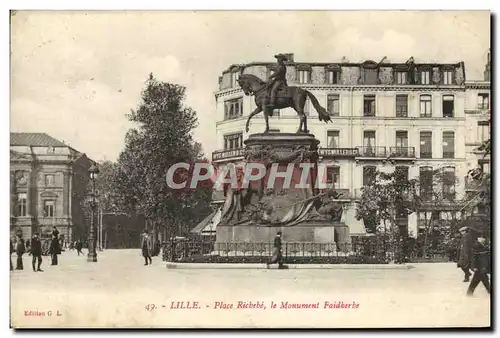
[{"xmin": 237, "ymin": 74, "xmax": 332, "ymax": 134}]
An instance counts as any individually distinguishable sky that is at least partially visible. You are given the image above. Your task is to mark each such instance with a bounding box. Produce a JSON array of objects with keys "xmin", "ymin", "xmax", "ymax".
[{"xmin": 10, "ymin": 10, "xmax": 490, "ymax": 162}]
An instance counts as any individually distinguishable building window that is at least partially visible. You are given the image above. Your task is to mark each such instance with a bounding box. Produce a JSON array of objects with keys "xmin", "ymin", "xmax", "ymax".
[
  {"xmin": 224, "ymin": 97, "xmax": 243, "ymax": 120},
  {"xmin": 420, "ymin": 95, "xmax": 432, "ymax": 117},
  {"xmin": 477, "ymin": 120, "xmax": 490, "ymax": 143},
  {"xmin": 363, "ymin": 95, "xmax": 376, "ymax": 117},
  {"xmin": 442, "ymin": 167, "xmax": 456, "ymax": 200},
  {"xmin": 298, "ymin": 70, "xmax": 310, "ymax": 84},
  {"xmin": 420, "ymin": 70, "xmax": 431, "ymax": 85},
  {"xmin": 363, "ymin": 166, "xmax": 377, "ymax": 186},
  {"xmin": 363, "ymin": 131, "xmax": 376, "ymax": 155},
  {"xmin": 17, "ymin": 193, "xmax": 27, "ymax": 217},
  {"xmin": 326, "ymin": 166, "xmax": 340, "ymax": 189},
  {"xmin": 326, "ymin": 70, "xmax": 340, "ymax": 85},
  {"xmin": 45, "ymin": 174, "xmax": 54, "ymax": 186},
  {"xmin": 223, "ymin": 133, "xmax": 243, "ymax": 150},
  {"xmin": 442, "ymin": 70, "xmax": 454, "ymax": 85},
  {"xmin": 327, "ymin": 94, "xmax": 340, "ymax": 116},
  {"xmin": 442, "ymin": 95, "xmax": 454, "ymax": 118},
  {"xmin": 395, "ymin": 166, "xmax": 409, "ymax": 182},
  {"xmin": 396, "ymin": 131, "xmax": 409, "ymax": 148},
  {"xmin": 478, "ymin": 93, "xmax": 490, "ymax": 109},
  {"xmin": 419, "ymin": 167, "xmax": 433, "ymax": 201},
  {"xmin": 327, "ymin": 130, "xmax": 340, "ymax": 148},
  {"xmin": 230, "ymin": 72, "xmax": 239, "ymax": 88},
  {"xmin": 420, "ymin": 131, "xmax": 432, "ymax": 158},
  {"xmin": 396, "ymin": 95, "xmax": 408, "ymax": 117},
  {"xmin": 363, "ymin": 69, "xmax": 378, "ymax": 85},
  {"xmin": 395, "ymin": 71, "xmax": 408, "ymax": 85},
  {"xmin": 44, "ymin": 200, "xmax": 55, "ymax": 217},
  {"xmin": 442, "ymin": 131, "xmax": 455, "ymax": 158},
  {"xmin": 479, "ymin": 160, "xmax": 490, "ymax": 175}
]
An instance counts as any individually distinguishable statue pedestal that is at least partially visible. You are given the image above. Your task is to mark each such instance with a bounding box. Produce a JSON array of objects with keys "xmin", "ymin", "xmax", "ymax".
[{"xmin": 215, "ymin": 132, "xmax": 352, "ymax": 255}]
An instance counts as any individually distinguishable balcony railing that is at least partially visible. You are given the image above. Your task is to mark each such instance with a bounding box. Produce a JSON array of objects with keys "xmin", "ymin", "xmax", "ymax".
[
  {"xmin": 212, "ymin": 148, "xmax": 245, "ymax": 162},
  {"xmin": 356, "ymin": 146, "xmax": 387, "ymax": 158},
  {"xmin": 442, "ymin": 151, "xmax": 455, "ymax": 159},
  {"xmin": 318, "ymin": 147, "xmax": 359, "ymax": 158},
  {"xmin": 388, "ymin": 147, "xmax": 415, "ymax": 158},
  {"xmin": 419, "ymin": 151, "xmax": 432, "ymax": 159}
]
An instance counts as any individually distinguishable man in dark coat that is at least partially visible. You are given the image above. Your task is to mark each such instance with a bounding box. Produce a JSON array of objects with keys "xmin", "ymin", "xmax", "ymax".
[
  {"xmin": 267, "ymin": 54, "xmax": 288, "ymax": 108},
  {"xmin": 267, "ymin": 231, "xmax": 285, "ymax": 269},
  {"xmin": 457, "ymin": 227, "xmax": 473, "ymax": 282},
  {"xmin": 141, "ymin": 230, "xmax": 153, "ymax": 266},
  {"xmin": 467, "ymin": 236, "xmax": 490, "ymax": 296},
  {"xmin": 75, "ymin": 240, "xmax": 83, "ymax": 256},
  {"xmin": 15, "ymin": 235, "xmax": 25, "ymax": 270},
  {"xmin": 30, "ymin": 232, "xmax": 43, "ymax": 272},
  {"xmin": 50, "ymin": 234, "xmax": 61, "ymax": 266}
]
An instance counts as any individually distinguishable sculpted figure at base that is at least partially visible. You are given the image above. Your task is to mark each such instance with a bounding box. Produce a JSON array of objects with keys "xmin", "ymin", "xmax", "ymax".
[{"xmin": 236, "ymin": 54, "xmax": 333, "ymax": 134}]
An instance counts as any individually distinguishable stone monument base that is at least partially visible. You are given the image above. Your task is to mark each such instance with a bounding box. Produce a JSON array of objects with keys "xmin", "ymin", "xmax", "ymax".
[{"xmin": 215, "ymin": 222, "xmax": 351, "ymax": 253}]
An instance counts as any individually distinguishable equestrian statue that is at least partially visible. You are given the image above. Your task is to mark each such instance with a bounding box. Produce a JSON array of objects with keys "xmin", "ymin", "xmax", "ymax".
[{"xmin": 237, "ymin": 54, "xmax": 332, "ymax": 134}]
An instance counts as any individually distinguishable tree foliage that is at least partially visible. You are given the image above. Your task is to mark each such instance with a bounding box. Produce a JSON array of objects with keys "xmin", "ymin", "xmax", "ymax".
[{"xmin": 113, "ymin": 74, "xmax": 213, "ymax": 237}]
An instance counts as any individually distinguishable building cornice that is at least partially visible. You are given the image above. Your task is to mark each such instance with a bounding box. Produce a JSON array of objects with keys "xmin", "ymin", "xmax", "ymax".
[
  {"xmin": 215, "ymin": 84, "xmax": 466, "ymax": 98},
  {"xmin": 465, "ymin": 81, "xmax": 490, "ymax": 90}
]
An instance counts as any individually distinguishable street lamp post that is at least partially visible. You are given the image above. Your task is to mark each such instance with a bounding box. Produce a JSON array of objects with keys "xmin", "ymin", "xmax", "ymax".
[{"xmin": 87, "ymin": 164, "xmax": 99, "ymax": 263}]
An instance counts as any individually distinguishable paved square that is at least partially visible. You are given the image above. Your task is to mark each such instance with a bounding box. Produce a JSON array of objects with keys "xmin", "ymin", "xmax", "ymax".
[{"xmin": 10, "ymin": 249, "xmax": 490, "ymax": 328}]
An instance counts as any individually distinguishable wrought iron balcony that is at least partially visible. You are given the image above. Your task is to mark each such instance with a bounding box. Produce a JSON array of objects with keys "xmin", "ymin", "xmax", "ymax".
[
  {"xmin": 212, "ymin": 148, "xmax": 245, "ymax": 162},
  {"xmin": 388, "ymin": 147, "xmax": 416, "ymax": 158},
  {"xmin": 465, "ymin": 177, "xmax": 482, "ymax": 191},
  {"xmin": 356, "ymin": 146, "xmax": 387, "ymax": 158},
  {"xmin": 318, "ymin": 147, "xmax": 359, "ymax": 158}
]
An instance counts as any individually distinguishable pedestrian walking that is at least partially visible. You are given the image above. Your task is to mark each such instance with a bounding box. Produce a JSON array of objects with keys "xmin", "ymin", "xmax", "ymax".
[
  {"xmin": 267, "ymin": 231, "xmax": 286, "ymax": 269},
  {"xmin": 15, "ymin": 235, "xmax": 25, "ymax": 270},
  {"xmin": 30, "ymin": 233, "xmax": 43, "ymax": 272},
  {"xmin": 141, "ymin": 229, "xmax": 153, "ymax": 266},
  {"xmin": 49, "ymin": 234, "xmax": 61, "ymax": 266},
  {"xmin": 76, "ymin": 240, "xmax": 83, "ymax": 256},
  {"xmin": 457, "ymin": 226, "xmax": 473, "ymax": 282},
  {"xmin": 467, "ymin": 236, "xmax": 491, "ymax": 296}
]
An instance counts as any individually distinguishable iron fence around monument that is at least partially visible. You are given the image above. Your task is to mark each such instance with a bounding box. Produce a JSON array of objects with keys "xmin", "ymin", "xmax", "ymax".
[{"xmin": 162, "ymin": 239, "xmax": 387, "ymax": 264}]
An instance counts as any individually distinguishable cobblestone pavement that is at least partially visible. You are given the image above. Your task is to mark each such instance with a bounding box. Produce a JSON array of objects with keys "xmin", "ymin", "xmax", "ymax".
[{"xmin": 10, "ymin": 249, "xmax": 491, "ymax": 328}]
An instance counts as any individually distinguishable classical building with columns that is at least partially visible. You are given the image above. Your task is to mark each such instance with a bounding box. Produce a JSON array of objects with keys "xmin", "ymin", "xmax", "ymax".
[
  {"xmin": 10, "ymin": 133, "xmax": 94, "ymax": 242},
  {"xmin": 196, "ymin": 52, "xmax": 490, "ymax": 243}
]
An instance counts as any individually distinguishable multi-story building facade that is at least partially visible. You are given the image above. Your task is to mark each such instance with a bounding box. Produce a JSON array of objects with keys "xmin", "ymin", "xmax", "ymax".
[
  {"xmin": 203, "ymin": 53, "xmax": 488, "ymax": 240},
  {"xmin": 10, "ymin": 133, "xmax": 94, "ymax": 242}
]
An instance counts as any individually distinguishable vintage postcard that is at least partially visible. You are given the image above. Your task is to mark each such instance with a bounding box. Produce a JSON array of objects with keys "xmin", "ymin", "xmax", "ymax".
[{"xmin": 9, "ymin": 10, "xmax": 491, "ymax": 328}]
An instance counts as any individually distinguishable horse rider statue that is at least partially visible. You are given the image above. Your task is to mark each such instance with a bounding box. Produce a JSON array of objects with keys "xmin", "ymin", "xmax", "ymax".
[{"xmin": 267, "ymin": 53, "xmax": 288, "ymax": 109}]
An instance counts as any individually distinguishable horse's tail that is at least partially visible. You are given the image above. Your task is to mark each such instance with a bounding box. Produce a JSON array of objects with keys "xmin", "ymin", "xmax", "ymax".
[{"xmin": 305, "ymin": 90, "xmax": 332, "ymax": 123}]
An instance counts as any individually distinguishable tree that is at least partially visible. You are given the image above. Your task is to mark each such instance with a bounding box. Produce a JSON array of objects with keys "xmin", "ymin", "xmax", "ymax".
[
  {"xmin": 412, "ymin": 167, "xmax": 462, "ymax": 258},
  {"xmin": 113, "ymin": 74, "xmax": 212, "ymax": 240},
  {"xmin": 356, "ymin": 168, "xmax": 419, "ymax": 263}
]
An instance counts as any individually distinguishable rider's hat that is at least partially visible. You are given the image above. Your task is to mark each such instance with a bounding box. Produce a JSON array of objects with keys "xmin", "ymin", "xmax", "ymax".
[{"xmin": 274, "ymin": 54, "xmax": 288, "ymax": 61}]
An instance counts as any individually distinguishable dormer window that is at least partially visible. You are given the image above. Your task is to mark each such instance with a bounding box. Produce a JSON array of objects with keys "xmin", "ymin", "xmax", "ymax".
[
  {"xmin": 325, "ymin": 65, "xmax": 341, "ymax": 85},
  {"xmin": 441, "ymin": 66, "xmax": 455, "ymax": 85},
  {"xmin": 296, "ymin": 65, "xmax": 311, "ymax": 84},
  {"xmin": 360, "ymin": 61, "xmax": 379, "ymax": 85},
  {"xmin": 420, "ymin": 69, "xmax": 431, "ymax": 85},
  {"xmin": 395, "ymin": 71, "xmax": 408, "ymax": 85}
]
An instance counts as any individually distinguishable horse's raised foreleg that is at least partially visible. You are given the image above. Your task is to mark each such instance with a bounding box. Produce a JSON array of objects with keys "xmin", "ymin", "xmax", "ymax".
[{"xmin": 245, "ymin": 107, "xmax": 263, "ymax": 133}]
